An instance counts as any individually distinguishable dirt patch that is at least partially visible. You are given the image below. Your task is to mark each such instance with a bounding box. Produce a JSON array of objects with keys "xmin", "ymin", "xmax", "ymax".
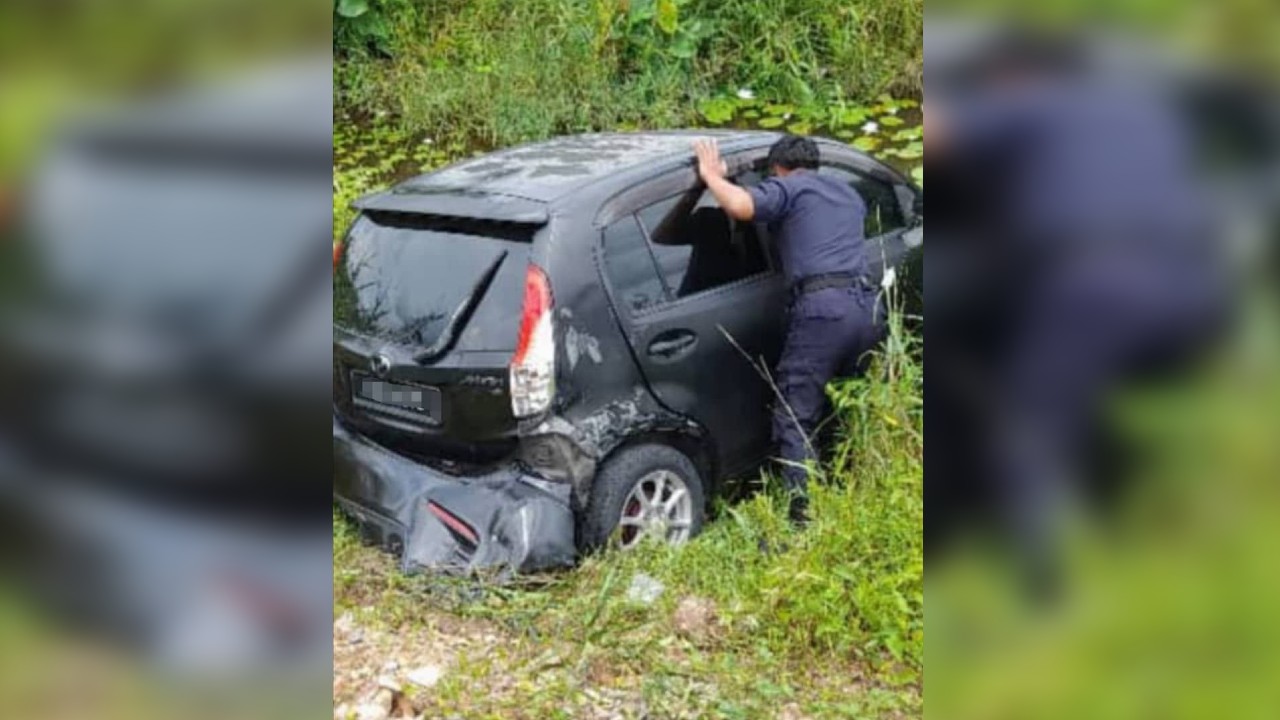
[
  {"xmin": 333, "ymin": 608, "xmax": 496, "ymax": 718},
  {"xmin": 672, "ymin": 595, "xmax": 720, "ymax": 643}
]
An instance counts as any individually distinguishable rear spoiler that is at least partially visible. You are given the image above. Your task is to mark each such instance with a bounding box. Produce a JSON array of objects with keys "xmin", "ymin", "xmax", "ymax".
[{"xmin": 353, "ymin": 187, "xmax": 549, "ymax": 225}]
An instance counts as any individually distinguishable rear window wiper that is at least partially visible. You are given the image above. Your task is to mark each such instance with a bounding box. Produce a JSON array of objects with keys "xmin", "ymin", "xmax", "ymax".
[{"xmin": 412, "ymin": 249, "xmax": 509, "ymax": 365}]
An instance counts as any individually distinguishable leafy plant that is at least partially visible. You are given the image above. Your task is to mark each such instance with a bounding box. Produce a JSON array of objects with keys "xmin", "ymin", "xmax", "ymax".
[
  {"xmin": 698, "ymin": 96, "xmax": 737, "ymax": 125},
  {"xmin": 334, "ymin": 0, "xmax": 922, "ymax": 148},
  {"xmin": 611, "ymin": 0, "xmax": 715, "ymax": 67},
  {"xmin": 334, "ymin": 0, "xmax": 407, "ymax": 57}
]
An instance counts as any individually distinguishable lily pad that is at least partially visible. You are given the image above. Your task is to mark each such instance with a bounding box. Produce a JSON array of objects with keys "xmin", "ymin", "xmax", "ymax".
[
  {"xmin": 895, "ymin": 142, "xmax": 923, "ymax": 160},
  {"xmin": 787, "ymin": 121, "xmax": 812, "ymax": 135},
  {"xmin": 758, "ymin": 116, "xmax": 785, "ymax": 129},
  {"xmin": 698, "ymin": 97, "xmax": 735, "ymax": 125},
  {"xmin": 852, "ymin": 136, "xmax": 881, "ymax": 152},
  {"xmin": 892, "ymin": 127, "xmax": 923, "ymax": 142},
  {"xmin": 879, "ymin": 115, "xmax": 905, "ymax": 127},
  {"xmin": 835, "ymin": 107, "xmax": 869, "ymax": 127}
]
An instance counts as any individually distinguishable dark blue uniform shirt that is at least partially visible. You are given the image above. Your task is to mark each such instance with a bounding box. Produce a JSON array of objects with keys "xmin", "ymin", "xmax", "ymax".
[
  {"xmin": 747, "ymin": 170, "xmax": 868, "ymax": 287},
  {"xmin": 950, "ymin": 82, "xmax": 1209, "ymax": 248}
]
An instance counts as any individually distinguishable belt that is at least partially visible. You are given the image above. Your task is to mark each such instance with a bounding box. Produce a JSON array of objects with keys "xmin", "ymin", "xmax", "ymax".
[{"xmin": 789, "ymin": 272, "xmax": 872, "ymax": 299}]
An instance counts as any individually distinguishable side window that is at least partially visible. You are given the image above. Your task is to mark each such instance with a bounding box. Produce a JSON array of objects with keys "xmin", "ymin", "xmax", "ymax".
[
  {"xmin": 636, "ymin": 195, "xmax": 695, "ymax": 296},
  {"xmin": 602, "ymin": 215, "xmax": 666, "ymax": 315},
  {"xmin": 820, "ymin": 166, "xmax": 907, "ymax": 238},
  {"xmin": 603, "ymin": 167, "xmax": 774, "ymax": 315},
  {"xmin": 636, "ymin": 184, "xmax": 771, "ymax": 300}
]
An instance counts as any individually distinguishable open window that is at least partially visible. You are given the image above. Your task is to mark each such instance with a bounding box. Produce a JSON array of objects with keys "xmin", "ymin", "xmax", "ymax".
[{"xmin": 601, "ymin": 168, "xmax": 772, "ymax": 315}]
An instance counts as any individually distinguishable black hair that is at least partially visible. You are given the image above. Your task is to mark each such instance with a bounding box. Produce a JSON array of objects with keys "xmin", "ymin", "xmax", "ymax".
[{"xmin": 765, "ymin": 134, "xmax": 820, "ymax": 171}]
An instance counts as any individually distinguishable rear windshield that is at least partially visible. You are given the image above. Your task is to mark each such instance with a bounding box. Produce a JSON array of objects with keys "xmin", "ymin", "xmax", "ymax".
[{"xmin": 334, "ymin": 212, "xmax": 536, "ymax": 350}]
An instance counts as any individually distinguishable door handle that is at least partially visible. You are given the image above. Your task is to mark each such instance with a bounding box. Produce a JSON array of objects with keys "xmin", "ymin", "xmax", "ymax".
[{"xmin": 647, "ymin": 330, "xmax": 698, "ymax": 361}]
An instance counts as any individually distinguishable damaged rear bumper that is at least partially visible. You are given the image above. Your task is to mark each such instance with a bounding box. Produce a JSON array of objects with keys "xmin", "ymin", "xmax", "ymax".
[{"xmin": 333, "ymin": 416, "xmax": 577, "ymax": 575}]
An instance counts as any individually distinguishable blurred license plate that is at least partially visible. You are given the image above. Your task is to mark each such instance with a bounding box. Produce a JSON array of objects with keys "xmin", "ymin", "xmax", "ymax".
[{"xmin": 354, "ymin": 377, "xmax": 441, "ymax": 415}]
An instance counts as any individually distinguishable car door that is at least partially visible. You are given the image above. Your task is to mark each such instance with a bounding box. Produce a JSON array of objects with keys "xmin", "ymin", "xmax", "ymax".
[{"xmin": 598, "ymin": 157, "xmax": 786, "ymax": 475}]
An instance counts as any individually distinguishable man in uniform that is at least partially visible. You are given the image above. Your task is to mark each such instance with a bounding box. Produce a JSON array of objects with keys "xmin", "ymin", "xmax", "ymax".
[
  {"xmin": 693, "ymin": 135, "xmax": 883, "ymax": 526},
  {"xmin": 926, "ymin": 33, "xmax": 1226, "ymax": 594}
]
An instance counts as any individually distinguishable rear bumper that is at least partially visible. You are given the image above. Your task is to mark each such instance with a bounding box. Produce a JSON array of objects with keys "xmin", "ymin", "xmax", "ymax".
[{"xmin": 333, "ymin": 415, "xmax": 576, "ymax": 574}]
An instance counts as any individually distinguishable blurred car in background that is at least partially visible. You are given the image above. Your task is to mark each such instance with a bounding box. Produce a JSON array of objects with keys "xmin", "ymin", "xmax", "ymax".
[{"xmin": 0, "ymin": 61, "xmax": 333, "ymax": 677}]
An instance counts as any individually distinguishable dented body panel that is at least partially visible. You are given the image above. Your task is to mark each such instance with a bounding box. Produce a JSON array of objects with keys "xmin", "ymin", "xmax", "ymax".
[{"xmin": 333, "ymin": 416, "xmax": 575, "ymax": 574}]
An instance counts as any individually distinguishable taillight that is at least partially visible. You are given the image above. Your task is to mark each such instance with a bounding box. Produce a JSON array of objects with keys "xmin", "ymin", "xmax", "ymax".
[
  {"xmin": 332, "ymin": 240, "xmax": 343, "ymax": 271},
  {"xmin": 510, "ymin": 264, "xmax": 555, "ymax": 417}
]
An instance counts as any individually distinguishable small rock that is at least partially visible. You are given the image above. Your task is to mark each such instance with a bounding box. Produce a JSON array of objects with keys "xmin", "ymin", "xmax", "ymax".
[
  {"xmin": 335, "ymin": 611, "xmax": 356, "ymax": 636},
  {"xmin": 348, "ymin": 629, "xmax": 365, "ymax": 645},
  {"xmin": 353, "ymin": 704, "xmax": 387, "ymax": 720},
  {"xmin": 626, "ymin": 573, "xmax": 664, "ymax": 605},
  {"xmin": 673, "ymin": 596, "xmax": 717, "ymax": 639},
  {"xmin": 355, "ymin": 687, "xmax": 395, "ymax": 720},
  {"xmin": 406, "ymin": 664, "xmax": 444, "ymax": 688},
  {"xmin": 376, "ymin": 675, "xmax": 401, "ymax": 693}
]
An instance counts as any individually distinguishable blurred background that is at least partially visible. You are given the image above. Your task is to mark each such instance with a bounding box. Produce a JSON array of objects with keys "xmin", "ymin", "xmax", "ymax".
[
  {"xmin": 0, "ymin": 2, "xmax": 331, "ymax": 718},
  {"xmin": 926, "ymin": 2, "xmax": 1280, "ymax": 718}
]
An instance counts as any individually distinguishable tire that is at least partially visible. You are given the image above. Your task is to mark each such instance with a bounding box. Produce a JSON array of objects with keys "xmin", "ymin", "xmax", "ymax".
[{"xmin": 579, "ymin": 443, "xmax": 706, "ymax": 551}]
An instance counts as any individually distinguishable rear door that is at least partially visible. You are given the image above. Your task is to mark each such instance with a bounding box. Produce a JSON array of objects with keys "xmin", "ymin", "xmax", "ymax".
[{"xmin": 598, "ymin": 157, "xmax": 786, "ymax": 474}]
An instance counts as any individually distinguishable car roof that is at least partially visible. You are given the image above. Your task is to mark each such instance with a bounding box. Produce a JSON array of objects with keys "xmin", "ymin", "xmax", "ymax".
[{"xmin": 392, "ymin": 130, "xmax": 777, "ymax": 203}]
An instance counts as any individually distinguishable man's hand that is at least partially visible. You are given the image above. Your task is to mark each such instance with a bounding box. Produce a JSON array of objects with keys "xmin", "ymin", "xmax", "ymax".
[
  {"xmin": 692, "ymin": 138, "xmax": 754, "ymax": 221},
  {"xmin": 694, "ymin": 138, "xmax": 728, "ymax": 183}
]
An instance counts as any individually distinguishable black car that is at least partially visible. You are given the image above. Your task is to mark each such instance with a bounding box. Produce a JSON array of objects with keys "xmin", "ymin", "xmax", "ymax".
[{"xmin": 333, "ymin": 131, "xmax": 922, "ymax": 570}]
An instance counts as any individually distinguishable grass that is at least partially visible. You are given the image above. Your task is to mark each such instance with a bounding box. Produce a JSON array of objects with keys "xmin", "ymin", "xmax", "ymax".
[
  {"xmin": 335, "ymin": 0, "xmax": 922, "ymax": 148},
  {"xmin": 928, "ymin": 289, "xmax": 1280, "ymax": 718}
]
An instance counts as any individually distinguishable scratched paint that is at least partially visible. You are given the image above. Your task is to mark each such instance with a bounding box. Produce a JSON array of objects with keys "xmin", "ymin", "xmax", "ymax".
[{"xmin": 563, "ymin": 325, "xmax": 604, "ymax": 371}]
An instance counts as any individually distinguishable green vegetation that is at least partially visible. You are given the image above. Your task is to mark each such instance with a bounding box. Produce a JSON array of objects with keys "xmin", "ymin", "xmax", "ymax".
[
  {"xmin": 334, "ymin": 0, "xmax": 922, "ymax": 147},
  {"xmin": 929, "ymin": 289, "xmax": 1280, "ymax": 718}
]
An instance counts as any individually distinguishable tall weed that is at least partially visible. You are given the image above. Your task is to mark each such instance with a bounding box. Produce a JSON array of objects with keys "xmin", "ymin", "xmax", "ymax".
[{"xmin": 335, "ymin": 0, "xmax": 922, "ymax": 146}]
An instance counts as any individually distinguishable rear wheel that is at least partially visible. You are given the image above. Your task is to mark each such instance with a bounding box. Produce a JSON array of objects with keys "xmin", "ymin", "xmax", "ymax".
[{"xmin": 579, "ymin": 444, "xmax": 705, "ymax": 551}]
